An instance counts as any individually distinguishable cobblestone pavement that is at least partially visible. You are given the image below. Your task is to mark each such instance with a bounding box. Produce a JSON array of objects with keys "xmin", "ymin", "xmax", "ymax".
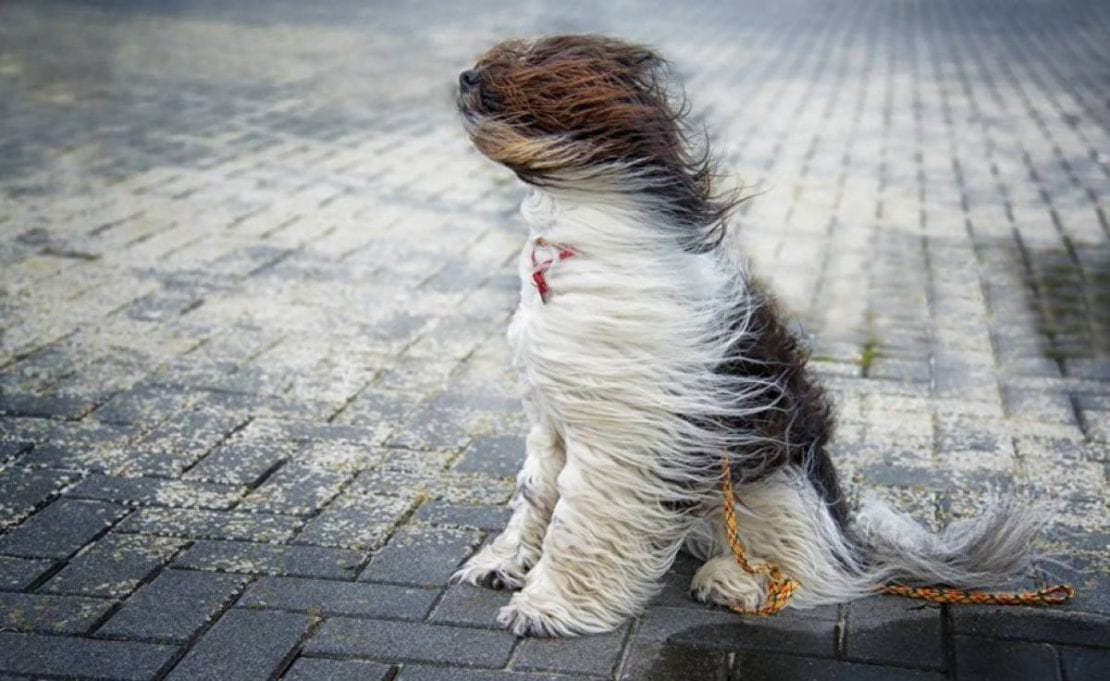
[{"xmin": 0, "ymin": 0, "xmax": 1108, "ymax": 679}]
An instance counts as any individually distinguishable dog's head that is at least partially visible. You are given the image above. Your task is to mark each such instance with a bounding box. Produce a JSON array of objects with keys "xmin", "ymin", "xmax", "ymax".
[
  {"xmin": 457, "ymin": 35, "xmax": 737, "ymax": 246},
  {"xmin": 457, "ymin": 35, "xmax": 685, "ymax": 182}
]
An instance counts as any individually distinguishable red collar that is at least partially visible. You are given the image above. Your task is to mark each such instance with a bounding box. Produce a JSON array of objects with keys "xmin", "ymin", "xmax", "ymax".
[{"xmin": 530, "ymin": 238, "xmax": 576, "ymax": 303}]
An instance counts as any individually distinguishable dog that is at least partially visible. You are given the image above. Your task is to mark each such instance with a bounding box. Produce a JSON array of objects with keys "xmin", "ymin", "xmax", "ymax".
[{"xmin": 452, "ymin": 35, "xmax": 1045, "ymax": 637}]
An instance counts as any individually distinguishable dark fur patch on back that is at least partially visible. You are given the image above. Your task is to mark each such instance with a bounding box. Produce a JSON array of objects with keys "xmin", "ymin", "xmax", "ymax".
[{"xmin": 719, "ymin": 283, "xmax": 849, "ymax": 527}]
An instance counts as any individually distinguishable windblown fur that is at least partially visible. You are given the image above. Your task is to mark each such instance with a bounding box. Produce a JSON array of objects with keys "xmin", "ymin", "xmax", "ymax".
[{"xmin": 453, "ymin": 34, "xmax": 1046, "ymax": 637}]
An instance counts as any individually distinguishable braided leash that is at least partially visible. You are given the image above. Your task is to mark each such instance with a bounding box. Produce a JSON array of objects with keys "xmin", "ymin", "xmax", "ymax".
[{"xmin": 718, "ymin": 457, "xmax": 1074, "ymax": 616}]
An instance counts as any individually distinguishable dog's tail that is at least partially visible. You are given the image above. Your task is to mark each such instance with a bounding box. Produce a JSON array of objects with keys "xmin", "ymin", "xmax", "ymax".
[{"xmin": 849, "ymin": 494, "xmax": 1048, "ymax": 590}]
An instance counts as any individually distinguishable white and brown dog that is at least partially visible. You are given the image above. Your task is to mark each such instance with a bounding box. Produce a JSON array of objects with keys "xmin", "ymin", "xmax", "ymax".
[{"xmin": 453, "ymin": 35, "xmax": 1044, "ymax": 637}]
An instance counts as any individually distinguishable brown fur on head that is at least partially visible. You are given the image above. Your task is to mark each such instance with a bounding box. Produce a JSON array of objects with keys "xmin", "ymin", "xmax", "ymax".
[{"xmin": 457, "ymin": 35, "xmax": 739, "ymax": 248}]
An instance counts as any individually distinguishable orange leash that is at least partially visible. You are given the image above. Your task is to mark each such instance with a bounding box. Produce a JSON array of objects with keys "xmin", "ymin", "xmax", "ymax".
[{"xmin": 718, "ymin": 457, "xmax": 1074, "ymax": 615}]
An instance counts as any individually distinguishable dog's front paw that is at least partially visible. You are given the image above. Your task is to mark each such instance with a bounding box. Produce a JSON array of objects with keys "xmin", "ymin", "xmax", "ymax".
[
  {"xmin": 498, "ymin": 586, "xmax": 618, "ymax": 637},
  {"xmin": 689, "ymin": 556, "xmax": 766, "ymax": 610},
  {"xmin": 452, "ymin": 544, "xmax": 530, "ymax": 590}
]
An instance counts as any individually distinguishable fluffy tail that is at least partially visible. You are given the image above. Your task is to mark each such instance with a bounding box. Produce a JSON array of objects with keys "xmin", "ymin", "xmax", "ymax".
[{"xmin": 850, "ymin": 495, "xmax": 1049, "ymax": 590}]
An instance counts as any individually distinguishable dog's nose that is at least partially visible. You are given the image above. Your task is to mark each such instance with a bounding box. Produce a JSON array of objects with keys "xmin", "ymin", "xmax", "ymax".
[{"xmin": 459, "ymin": 69, "xmax": 481, "ymax": 91}]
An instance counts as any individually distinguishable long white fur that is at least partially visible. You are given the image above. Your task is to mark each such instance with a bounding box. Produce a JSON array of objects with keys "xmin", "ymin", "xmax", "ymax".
[{"xmin": 453, "ymin": 181, "xmax": 1045, "ymax": 637}]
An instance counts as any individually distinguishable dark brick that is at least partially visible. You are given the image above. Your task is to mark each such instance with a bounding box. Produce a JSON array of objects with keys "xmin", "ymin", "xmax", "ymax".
[
  {"xmin": 398, "ymin": 667, "xmax": 589, "ymax": 681},
  {"xmin": 185, "ymin": 437, "xmax": 296, "ymax": 486},
  {"xmin": 0, "ymin": 499, "xmax": 127, "ymax": 558},
  {"xmin": 617, "ymin": 642, "xmax": 727, "ymax": 681},
  {"xmin": 294, "ymin": 492, "xmax": 414, "ymax": 550},
  {"xmin": 1061, "ymin": 646, "xmax": 1110, "ymax": 681},
  {"xmin": 175, "ymin": 540, "xmax": 363, "ymax": 579},
  {"xmin": 732, "ymin": 652, "xmax": 946, "ymax": 681},
  {"xmin": 950, "ymin": 605, "xmax": 1110, "ymax": 649},
  {"xmin": 430, "ymin": 583, "xmax": 513, "ymax": 627},
  {"xmin": 305, "ymin": 618, "xmax": 516, "ymax": 667},
  {"xmin": 165, "ymin": 609, "xmax": 313, "ymax": 681},
  {"xmin": 0, "ymin": 592, "xmax": 114, "ymax": 633},
  {"xmin": 360, "ymin": 526, "xmax": 482, "ymax": 587},
  {"xmin": 65, "ymin": 473, "xmax": 243, "ymax": 510},
  {"xmin": 41, "ymin": 532, "xmax": 184, "ymax": 597},
  {"xmin": 0, "ymin": 466, "xmax": 80, "ymax": 528},
  {"xmin": 238, "ymin": 463, "xmax": 349, "ymax": 515},
  {"xmin": 0, "ymin": 632, "xmax": 177, "ymax": 680},
  {"xmin": 282, "ymin": 657, "xmax": 392, "ymax": 681},
  {"xmin": 0, "ymin": 440, "xmax": 33, "ymax": 463},
  {"xmin": 238, "ymin": 576, "xmax": 437, "ymax": 619},
  {"xmin": 92, "ymin": 383, "xmax": 194, "ymax": 424},
  {"xmin": 514, "ymin": 623, "xmax": 628, "ymax": 676},
  {"xmin": 953, "ymin": 636, "xmax": 1060, "ymax": 681},
  {"xmin": 414, "ymin": 500, "xmax": 512, "ymax": 531},
  {"xmin": 114, "ymin": 507, "xmax": 302, "ymax": 543},
  {"xmin": 844, "ymin": 596, "xmax": 944, "ymax": 669},
  {"xmin": 455, "ymin": 435, "xmax": 525, "ymax": 477},
  {"xmin": 99, "ymin": 569, "xmax": 248, "ymax": 642},
  {"xmin": 0, "ymin": 556, "xmax": 53, "ymax": 590}
]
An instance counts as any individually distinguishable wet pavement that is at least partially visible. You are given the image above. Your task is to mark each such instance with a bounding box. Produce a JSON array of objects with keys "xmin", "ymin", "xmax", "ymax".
[{"xmin": 0, "ymin": 0, "xmax": 1108, "ymax": 679}]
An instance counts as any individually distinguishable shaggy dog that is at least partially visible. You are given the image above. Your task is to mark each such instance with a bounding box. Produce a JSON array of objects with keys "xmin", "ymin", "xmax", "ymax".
[{"xmin": 452, "ymin": 35, "xmax": 1043, "ymax": 637}]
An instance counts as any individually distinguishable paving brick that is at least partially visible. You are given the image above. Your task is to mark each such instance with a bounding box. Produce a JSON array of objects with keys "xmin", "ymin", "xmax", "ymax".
[
  {"xmin": 731, "ymin": 652, "xmax": 946, "ymax": 681},
  {"xmin": 99, "ymin": 569, "xmax": 249, "ymax": 642},
  {"xmin": 294, "ymin": 492, "xmax": 415, "ymax": 550},
  {"xmin": 414, "ymin": 500, "xmax": 512, "ymax": 531},
  {"xmin": 238, "ymin": 463, "xmax": 349, "ymax": 516},
  {"xmin": 0, "ymin": 466, "xmax": 80, "ymax": 528},
  {"xmin": 0, "ymin": 592, "xmax": 114, "ymax": 633},
  {"xmin": 1060, "ymin": 646, "xmax": 1110, "ymax": 681},
  {"xmin": 514, "ymin": 624, "xmax": 628, "ymax": 676},
  {"xmin": 65, "ymin": 473, "xmax": 243, "ymax": 510},
  {"xmin": 0, "ymin": 632, "xmax": 178, "ymax": 680},
  {"xmin": 175, "ymin": 540, "xmax": 363, "ymax": 579},
  {"xmin": 950, "ymin": 605, "xmax": 1110, "ymax": 649},
  {"xmin": 953, "ymin": 636, "xmax": 1061, "ymax": 681},
  {"xmin": 40, "ymin": 532, "xmax": 183, "ymax": 597},
  {"xmin": 844, "ymin": 596, "xmax": 944, "ymax": 669},
  {"xmin": 430, "ymin": 583, "xmax": 514, "ymax": 627},
  {"xmin": 616, "ymin": 642, "xmax": 727, "ymax": 681},
  {"xmin": 114, "ymin": 507, "xmax": 303, "ymax": 543},
  {"xmin": 185, "ymin": 434, "xmax": 298, "ymax": 486},
  {"xmin": 398, "ymin": 668, "xmax": 591, "ymax": 681},
  {"xmin": 0, "ymin": 499, "xmax": 127, "ymax": 559},
  {"xmin": 238, "ymin": 576, "xmax": 437, "ymax": 619},
  {"xmin": 360, "ymin": 526, "xmax": 482, "ymax": 586},
  {"xmin": 0, "ymin": 556, "xmax": 54, "ymax": 590},
  {"xmin": 305, "ymin": 618, "xmax": 516, "ymax": 668},
  {"xmin": 165, "ymin": 609, "xmax": 313, "ymax": 681},
  {"xmin": 455, "ymin": 435, "xmax": 526, "ymax": 477},
  {"xmin": 282, "ymin": 657, "xmax": 393, "ymax": 681}
]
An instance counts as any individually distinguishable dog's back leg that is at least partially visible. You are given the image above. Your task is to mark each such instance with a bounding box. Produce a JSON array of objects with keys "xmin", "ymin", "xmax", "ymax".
[{"xmin": 453, "ymin": 420, "xmax": 565, "ymax": 590}]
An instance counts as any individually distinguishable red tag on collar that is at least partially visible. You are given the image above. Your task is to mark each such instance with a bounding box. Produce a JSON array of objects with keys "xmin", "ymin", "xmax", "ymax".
[{"xmin": 530, "ymin": 244, "xmax": 575, "ymax": 303}]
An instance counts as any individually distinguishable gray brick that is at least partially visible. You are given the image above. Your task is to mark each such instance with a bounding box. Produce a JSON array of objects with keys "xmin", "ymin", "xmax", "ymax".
[
  {"xmin": 0, "ymin": 632, "xmax": 177, "ymax": 680},
  {"xmin": 65, "ymin": 473, "xmax": 243, "ymax": 510},
  {"xmin": 41, "ymin": 532, "xmax": 184, "ymax": 597},
  {"xmin": 638, "ymin": 605, "xmax": 836, "ymax": 657},
  {"xmin": 616, "ymin": 642, "xmax": 727, "ymax": 681},
  {"xmin": 0, "ymin": 556, "xmax": 54, "ymax": 590},
  {"xmin": 238, "ymin": 576, "xmax": 437, "ymax": 619},
  {"xmin": 455, "ymin": 435, "xmax": 525, "ymax": 477},
  {"xmin": 165, "ymin": 609, "xmax": 313, "ymax": 681},
  {"xmin": 950, "ymin": 605, "xmax": 1110, "ymax": 649},
  {"xmin": 732, "ymin": 652, "xmax": 946, "ymax": 681},
  {"xmin": 294, "ymin": 492, "xmax": 414, "ymax": 550},
  {"xmin": 414, "ymin": 500, "xmax": 512, "ymax": 531},
  {"xmin": 185, "ymin": 437, "xmax": 296, "ymax": 486},
  {"xmin": 430, "ymin": 583, "xmax": 513, "ymax": 627},
  {"xmin": 99, "ymin": 569, "xmax": 248, "ymax": 642},
  {"xmin": 398, "ymin": 667, "xmax": 590, "ymax": 681},
  {"xmin": 953, "ymin": 637, "xmax": 1060, "ymax": 681},
  {"xmin": 239, "ymin": 463, "xmax": 349, "ymax": 515},
  {"xmin": 360, "ymin": 526, "xmax": 482, "ymax": 586},
  {"xmin": 0, "ymin": 592, "xmax": 114, "ymax": 633},
  {"xmin": 844, "ymin": 596, "xmax": 944, "ymax": 669},
  {"xmin": 282, "ymin": 657, "xmax": 392, "ymax": 681},
  {"xmin": 114, "ymin": 506, "xmax": 303, "ymax": 543},
  {"xmin": 513, "ymin": 623, "xmax": 627, "ymax": 676},
  {"xmin": 305, "ymin": 618, "xmax": 516, "ymax": 667},
  {"xmin": 175, "ymin": 540, "xmax": 363, "ymax": 579},
  {"xmin": 0, "ymin": 466, "xmax": 80, "ymax": 528},
  {"xmin": 1061, "ymin": 646, "xmax": 1110, "ymax": 681},
  {"xmin": 0, "ymin": 499, "xmax": 128, "ymax": 558}
]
